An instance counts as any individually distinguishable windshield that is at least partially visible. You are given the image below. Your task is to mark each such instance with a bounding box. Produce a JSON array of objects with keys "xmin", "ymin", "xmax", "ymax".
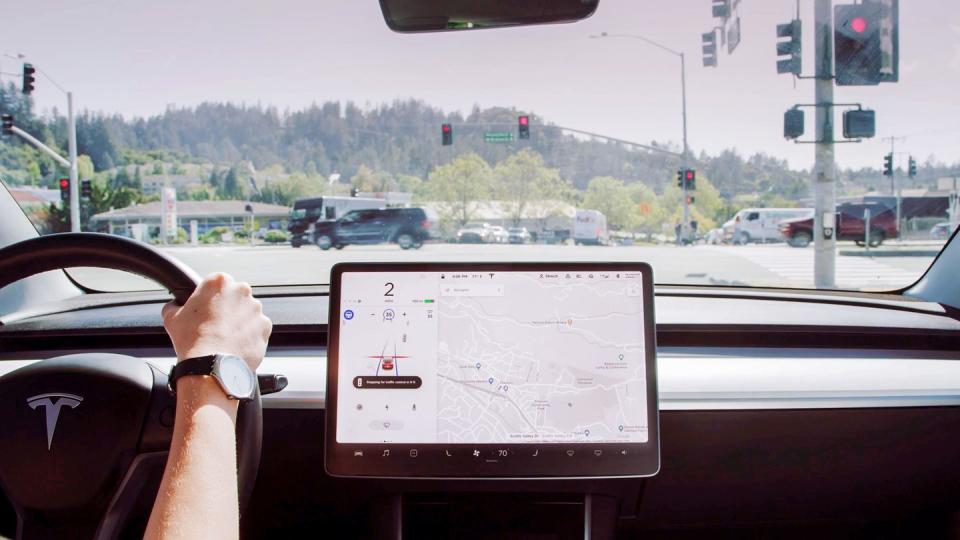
[{"xmin": 2, "ymin": 0, "xmax": 956, "ymax": 292}]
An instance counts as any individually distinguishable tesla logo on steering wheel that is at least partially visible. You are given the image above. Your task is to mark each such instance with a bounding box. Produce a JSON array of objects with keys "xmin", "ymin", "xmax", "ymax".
[{"xmin": 27, "ymin": 393, "xmax": 83, "ymax": 450}]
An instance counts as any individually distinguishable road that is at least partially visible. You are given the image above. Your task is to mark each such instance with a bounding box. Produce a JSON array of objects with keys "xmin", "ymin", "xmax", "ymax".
[{"xmin": 69, "ymin": 242, "xmax": 937, "ymax": 293}]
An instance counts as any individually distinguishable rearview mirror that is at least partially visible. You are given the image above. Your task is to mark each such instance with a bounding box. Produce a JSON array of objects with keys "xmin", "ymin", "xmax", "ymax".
[{"xmin": 379, "ymin": 0, "xmax": 599, "ymax": 33}]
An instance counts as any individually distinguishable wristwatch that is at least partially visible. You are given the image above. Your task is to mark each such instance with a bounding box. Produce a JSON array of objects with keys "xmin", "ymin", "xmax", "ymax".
[{"xmin": 168, "ymin": 353, "xmax": 257, "ymax": 401}]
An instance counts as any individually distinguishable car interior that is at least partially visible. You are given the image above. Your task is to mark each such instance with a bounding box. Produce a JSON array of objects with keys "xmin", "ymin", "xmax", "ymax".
[{"xmin": 2, "ymin": 1, "xmax": 960, "ymax": 539}]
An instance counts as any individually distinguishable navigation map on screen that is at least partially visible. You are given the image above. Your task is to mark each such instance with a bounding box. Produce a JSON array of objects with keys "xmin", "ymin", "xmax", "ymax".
[{"xmin": 335, "ymin": 270, "xmax": 649, "ymax": 446}]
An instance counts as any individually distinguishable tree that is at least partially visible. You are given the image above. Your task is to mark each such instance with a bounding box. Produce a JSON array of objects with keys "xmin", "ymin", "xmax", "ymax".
[
  {"xmin": 257, "ymin": 172, "xmax": 327, "ymax": 205},
  {"xmin": 110, "ymin": 167, "xmax": 133, "ymax": 190},
  {"xmin": 425, "ymin": 153, "xmax": 494, "ymax": 228},
  {"xmin": 77, "ymin": 155, "xmax": 95, "ymax": 180},
  {"xmin": 494, "ymin": 149, "xmax": 565, "ymax": 226},
  {"xmin": 659, "ymin": 172, "xmax": 724, "ymax": 231},
  {"xmin": 396, "ymin": 174, "xmax": 428, "ymax": 201},
  {"xmin": 185, "ymin": 186, "xmax": 213, "ymax": 200},
  {"xmin": 582, "ymin": 176, "xmax": 638, "ymax": 230},
  {"xmin": 208, "ymin": 168, "xmax": 222, "ymax": 192},
  {"xmin": 151, "ymin": 162, "xmax": 164, "ymax": 175},
  {"xmin": 79, "ymin": 178, "xmax": 143, "ymax": 231},
  {"xmin": 221, "ymin": 167, "xmax": 241, "ymax": 199},
  {"xmin": 627, "ymin": 182, "xmax": 666, "ymax": 234}
]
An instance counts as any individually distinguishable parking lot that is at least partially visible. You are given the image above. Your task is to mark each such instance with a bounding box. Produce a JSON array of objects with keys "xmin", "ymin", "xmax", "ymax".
[{"xmin": 69, "ymin": 241, "xmax": 939, "ymax": 293}]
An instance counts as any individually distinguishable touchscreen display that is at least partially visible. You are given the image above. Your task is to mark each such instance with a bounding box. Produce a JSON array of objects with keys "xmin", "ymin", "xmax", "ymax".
[{"xmin": 335, "ymin": 270, "xmax": 650, "ymax": 446}]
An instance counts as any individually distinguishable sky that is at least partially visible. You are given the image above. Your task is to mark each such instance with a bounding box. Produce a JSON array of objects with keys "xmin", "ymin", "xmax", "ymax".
[{"xmin": 3, "ymin": 0, "xmax": 959, "ymax": 171}]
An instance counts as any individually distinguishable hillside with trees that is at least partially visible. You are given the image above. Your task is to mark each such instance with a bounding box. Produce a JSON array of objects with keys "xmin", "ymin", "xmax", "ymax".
[{"xmin": 2, "ymin": 81, "xmax": 957, "ymax": 234}]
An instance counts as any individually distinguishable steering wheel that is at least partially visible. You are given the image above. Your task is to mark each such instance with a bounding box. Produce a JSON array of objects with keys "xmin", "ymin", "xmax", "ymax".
[{"xmin": 0, "ymin": 233, "xmax": 263, "ymax": 540}]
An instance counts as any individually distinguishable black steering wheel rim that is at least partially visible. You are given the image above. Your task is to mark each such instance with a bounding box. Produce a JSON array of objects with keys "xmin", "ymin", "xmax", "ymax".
[
  {"xmin": 0, "ymin": 232, "xmax": 200, "ymax": 305},
  {"xmin": 0, "ymin": 232, "xmax": 262, "ymax": 539}
]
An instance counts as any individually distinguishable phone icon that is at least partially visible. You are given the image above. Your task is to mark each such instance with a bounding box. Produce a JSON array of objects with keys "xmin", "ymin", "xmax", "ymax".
[
  {"xmin": 445, "ymin": 450, "xmax": 453, "ymax": 457},
  {"xmin": 532, "ymin": 449, "xmax": 539, "ymax": 457}
]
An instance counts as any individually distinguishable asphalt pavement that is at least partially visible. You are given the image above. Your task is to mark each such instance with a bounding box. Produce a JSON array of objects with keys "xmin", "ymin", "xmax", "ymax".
[{"xmin": 69, "ymin": 241, "xmax": 939, "ymax": 294}]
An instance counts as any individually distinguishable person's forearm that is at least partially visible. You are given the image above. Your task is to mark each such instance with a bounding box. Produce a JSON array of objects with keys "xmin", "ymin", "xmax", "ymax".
[{"xmin": 144, "ymin": 376, "xmax": 240, "ymax": 540}]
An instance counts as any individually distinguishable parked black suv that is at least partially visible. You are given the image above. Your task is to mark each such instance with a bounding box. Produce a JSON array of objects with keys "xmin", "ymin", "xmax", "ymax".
[{"xmin": 311, "ymin": 207, "xmax": 439, "ymax": 250}]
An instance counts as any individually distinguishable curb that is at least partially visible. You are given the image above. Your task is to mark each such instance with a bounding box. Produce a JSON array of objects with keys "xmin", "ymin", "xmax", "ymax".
[{"xmin": 839, "ymin": 249, "xmax": 940, "ymax": 258}]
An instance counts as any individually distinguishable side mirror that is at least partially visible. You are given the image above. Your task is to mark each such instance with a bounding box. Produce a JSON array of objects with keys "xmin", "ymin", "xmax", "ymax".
[{"xmin": 379, "ymin": 0, "xmax": 599, "ymax": 33}]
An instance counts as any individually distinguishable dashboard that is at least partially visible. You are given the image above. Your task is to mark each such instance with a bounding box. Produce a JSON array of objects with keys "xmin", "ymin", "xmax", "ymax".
[{"xmin": 2, "ymin": 286, "xmax": 960, "ymax": 536}]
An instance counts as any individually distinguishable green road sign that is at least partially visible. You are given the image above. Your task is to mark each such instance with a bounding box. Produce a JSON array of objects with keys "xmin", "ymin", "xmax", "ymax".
[{"xmin": 484, "ymin": 132, "xmax": 515, "ymax": 143}]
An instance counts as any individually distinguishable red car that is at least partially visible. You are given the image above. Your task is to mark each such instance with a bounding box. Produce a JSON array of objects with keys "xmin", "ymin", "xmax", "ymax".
[{"xmin": 779, "ymin": 203, "xmax": 899, "ymax": 248}]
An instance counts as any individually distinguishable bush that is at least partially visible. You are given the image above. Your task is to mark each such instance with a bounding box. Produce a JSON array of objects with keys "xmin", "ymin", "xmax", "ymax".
[
  {"xmin": 169, "ymin": 227, "xmax": 189, "ymax": 244},
  {"xmin": 202, "ymin": 226, "xmax": 231, "ymax": 244},
  {"xmin": 264, "ymin": 230, "xmax": 289, "ymax": 243}
]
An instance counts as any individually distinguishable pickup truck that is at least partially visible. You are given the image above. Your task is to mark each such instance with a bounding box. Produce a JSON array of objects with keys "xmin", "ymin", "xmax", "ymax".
[{"xmin": 779, "ymin": 202, "xmax": 899, "ymax": 247}]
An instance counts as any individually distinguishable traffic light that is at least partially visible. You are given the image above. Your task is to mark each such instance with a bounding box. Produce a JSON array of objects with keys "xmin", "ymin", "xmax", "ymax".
[
  {"xmin": 81, "ymin": 179, "xmax": 92, "ymax": 199},
  {"xmin": 686, "ymin": 195, "xmax": 696, "ymax": 205},
  {"xmin": 711, "ymin": 0, "xmax": 730, "ymax": 18},
  {"xmin": 842, "ymin": 109, "xmax": 876, "ymax": 139},
  {"xmin": 882, "ymin": 153, "xmax": 893, "ymax": 177},
  {"xmin": 350, "ymin": 187, "xmax": 359, "ymax": 197},
  {"xmin": 908, "ymin": 157, "xmax": 917, "ymax": 178},
  {"xmin": 834, "ymin": 3, "xmax": 882, "ymax": 86},
  {"xmin": 776, "ymin": 20, "xmax": 802, "ymax": 75},
  {"xmin": 22, "ymin": 64, "xmax": 35, "ymax": 95},
  {"xmin": 59, "ymin": 178, "xmax": 70, "ymax": 201},
  {"xmin": 676, "ymin": 169, "xmax": 684, "ymax": 188},
  {"xmin": 702, "ymin": 31, "xmax": 718, "ymax": 68},
  {"xmin": 1, "ymin": 114, "xmax": 12, "ymax": 135},
  {"xmin": 685, "ymin": 169, "xmax": 696, "ymax": 191},
  {"xmin": 441, "ymin": 123, "xmax": 452, "ymax": 146},
  {"xmin": 784, "ymin": 109, "xmax": 804, "ymax": 140},
  {"xmin": 518, "ymin": 115, "xmax": 530, "ymax": 139}
]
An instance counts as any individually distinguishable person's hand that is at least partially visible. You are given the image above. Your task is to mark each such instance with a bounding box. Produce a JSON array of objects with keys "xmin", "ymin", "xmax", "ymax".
[{"xmin": 162, "ymin": 272, "xmax": 272, "ymax": 372}]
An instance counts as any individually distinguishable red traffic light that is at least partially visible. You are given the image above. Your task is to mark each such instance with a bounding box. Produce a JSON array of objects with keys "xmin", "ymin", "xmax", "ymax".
[
  {"xmin": 850, "ymin": 16, "xmax": 867, "ymax": 33},
  {"xmin": 519, "ymin": 115, "xmax": 529, "ymax": 126},
  {"xmin": 59, "ymin": 178, "xmax": 69, "ymax": 189},
  {"xmin": 442, "ymin": 124, "xmax": 451, "ymax": 133},
  {"xmin": 685, "ymin": 171, "xmax": 694, "ymax": 180}
]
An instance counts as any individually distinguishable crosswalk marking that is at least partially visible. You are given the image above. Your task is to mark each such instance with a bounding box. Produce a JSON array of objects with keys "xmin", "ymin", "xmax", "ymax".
[{"xmin": 709, "ymin": 246, "xmax": 921, "ymax": 289}]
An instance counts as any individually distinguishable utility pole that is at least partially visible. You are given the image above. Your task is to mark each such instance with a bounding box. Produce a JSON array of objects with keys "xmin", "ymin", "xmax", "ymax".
[{"xmin": 813, "ymin": 0, "xmax": 836, "ymax": 289}]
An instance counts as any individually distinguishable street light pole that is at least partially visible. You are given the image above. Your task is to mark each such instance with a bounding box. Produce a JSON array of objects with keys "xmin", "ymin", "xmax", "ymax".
[{"xmin": 590, "ymin": 32, "xmax": 690, "ymax": 237}]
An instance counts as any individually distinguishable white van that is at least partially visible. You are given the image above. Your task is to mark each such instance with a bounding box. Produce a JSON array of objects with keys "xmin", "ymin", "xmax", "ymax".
[
  {"xmin": 732, "ymin": 208, "xmax": 813, "ymax": 244},
  {"xmin": 573, "ymin": 209, "xmax": 609, "ymax": 245}
]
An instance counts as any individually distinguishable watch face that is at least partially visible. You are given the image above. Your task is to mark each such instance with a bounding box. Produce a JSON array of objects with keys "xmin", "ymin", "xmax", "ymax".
[{"xmin": 215, "ymin": 355, "xmax": 255, "ymax": 398}]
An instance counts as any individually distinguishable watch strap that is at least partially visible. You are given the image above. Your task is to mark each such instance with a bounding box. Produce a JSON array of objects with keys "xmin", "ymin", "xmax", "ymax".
[{"xmin": 169, "ymin": 354, "xmax": 219, "ymax": 392}]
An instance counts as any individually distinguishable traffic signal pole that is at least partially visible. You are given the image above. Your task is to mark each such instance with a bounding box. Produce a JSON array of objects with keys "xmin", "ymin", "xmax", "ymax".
[
  {"xmin": 8, "ymin": 125, "xmax": 70, "ymax": 168},
  {"xmin": 67, "ymin": 91, "xmax": 79, "ymax": 232},
  {"xmin": 680, "ymin": 52, "xmax": 690, "ymax": 239},
  {"xmin": 813, "ymin": 0, "xmax": 837, "ymax": 288}
]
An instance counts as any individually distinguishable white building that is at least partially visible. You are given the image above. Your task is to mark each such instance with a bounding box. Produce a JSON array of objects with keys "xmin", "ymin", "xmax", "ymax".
[{"xmin": 91, "ymin": 200, "xmax": 292, "ymax": 238}]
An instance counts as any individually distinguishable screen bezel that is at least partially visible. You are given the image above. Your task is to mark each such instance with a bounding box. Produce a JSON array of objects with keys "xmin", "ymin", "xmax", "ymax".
[{"xmin": 325, "ymin": 262, "xmax": 659, "ymax": 479}]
